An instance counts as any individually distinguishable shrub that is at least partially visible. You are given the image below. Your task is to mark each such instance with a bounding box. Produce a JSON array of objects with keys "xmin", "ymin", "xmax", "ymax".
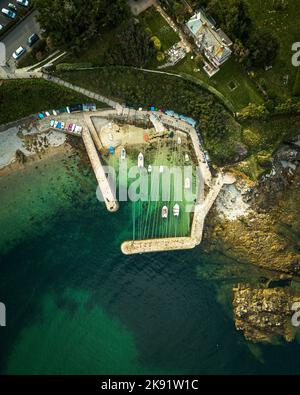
[
  {"xmin": 151, "ymin": 36, "xmax": 162, "ymax": 51},
  {"xmin": 156, "ymin": 52, "xmax": 165, "ymax": 62}
]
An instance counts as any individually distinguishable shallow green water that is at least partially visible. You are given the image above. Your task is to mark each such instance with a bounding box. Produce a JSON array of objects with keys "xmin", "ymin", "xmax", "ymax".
[{"xmin": 1, "ymin": 151, "xmax": 300, "ymax": 375}]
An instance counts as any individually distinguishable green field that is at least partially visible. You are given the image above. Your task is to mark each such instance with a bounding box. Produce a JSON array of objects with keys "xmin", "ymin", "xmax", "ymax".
[
  {"xmin": 138, "ymin": 6, "xmax": 180, "ymax": 51},
  {"xmin": 0, "ymin": 79, "xmax": 107, "ymax": 125},
  {"xmin": 245, "ymin": 0, "xmax": 300, "ymax": 99}
]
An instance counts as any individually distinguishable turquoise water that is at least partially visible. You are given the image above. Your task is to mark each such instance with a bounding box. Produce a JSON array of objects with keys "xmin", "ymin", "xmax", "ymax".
[{"xmin": 1, "ymin": 151, "xmax": 300, "ymax": 375}]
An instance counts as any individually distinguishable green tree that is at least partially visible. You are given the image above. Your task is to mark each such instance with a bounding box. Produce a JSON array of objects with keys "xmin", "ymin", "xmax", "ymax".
[
  {"xmin": 206, "ymin": 0, "xmax": 251, "ymax": 41},
  {"xmin": 33, "ymin": 0, "xmax": 130, "ymax": 52},
  {"xmin": 107, "ymin": 21, "xmax": 155, "ymax": 67},
  {"xmin": 245, "ymin": 31, "xmax": 279, "ymax": 68},
  {"xmin": 238, "ymin": 103, "xmax": 268, "ymax": 120}
]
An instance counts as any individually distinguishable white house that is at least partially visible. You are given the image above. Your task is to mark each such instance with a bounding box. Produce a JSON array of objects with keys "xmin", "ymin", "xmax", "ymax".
[{"xmin": 186, "ymin": 10, "xmax": 233, "ymax": 77}]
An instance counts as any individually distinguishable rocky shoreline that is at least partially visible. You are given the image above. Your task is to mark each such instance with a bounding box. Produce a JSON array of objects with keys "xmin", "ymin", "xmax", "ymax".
[
  {"xmin": 233, "ymin": 285, "xmax": 300, "ymax": 343},
  {"xmin": 210, "ymin": 137, "xmax": 300, "ymax": 276},
  {"xmin": 209, "ymin": 138, "xmax": 300, "ymax": 343}
]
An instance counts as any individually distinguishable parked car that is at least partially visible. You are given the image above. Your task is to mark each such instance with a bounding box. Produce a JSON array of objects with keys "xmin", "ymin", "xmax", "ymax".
[
  {"xmin": 16, "ymin": 0, "xmax": 29, "ymax": 6},
  {"xmin": 8, "ymin": 3, "xmax": 17, "ymax": 11},
  {"xmin": 12, "ymin": 46, "xmax": 26, "ymax": 60},
  {"xmin": 67, "ymin": 123, "xmax": 75, "ymax": 132},
  {"xmin": 2, "ymin": 8, "xmax": 17, "ymax": 19},
  {"xmin": 27, "ymin": 33, "xmax": 39, "ymax": 47}
]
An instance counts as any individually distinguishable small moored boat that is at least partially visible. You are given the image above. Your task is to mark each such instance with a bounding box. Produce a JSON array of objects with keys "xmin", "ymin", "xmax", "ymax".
[
  {"xmin": 162, "ymin": 206, "xmax": 168, "ymax": 218},
  {"xmin": 148, "ymin": 165, "xmax": 152, "ymax": 173},
  {"xmin": 173, "ymin": 204, "xmax": 180, "ymax": 217},
  {"xmin": 138, "ymin": 153, "xmax": 144, "ymax": 168},
  {"xmin": 184, "ymin": 177, "xmax": 191, "ymax": 189},
  {"xmin": 159, "ymin": 165, "xmax": 164, "ymax": 173},
  {"xmin": 121, "ymin": 147, "xmax": 126, "ymax": 160}
]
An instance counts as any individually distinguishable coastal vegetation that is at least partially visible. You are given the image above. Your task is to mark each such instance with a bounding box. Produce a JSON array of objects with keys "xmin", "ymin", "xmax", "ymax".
[
  {"xmin": 32, "ymin": 0, "xmax": 130, "ymax": 53},
  {"xmin": 0, "ymin": 79, "xmax": 106, "ymax": 125},
  {"xmin": 52, "ymin": 65, "xmax": 300, "ymax": 178},
  {"xmin": 53, "ymin": 66, "xmax": 243, "ymax": 165}
]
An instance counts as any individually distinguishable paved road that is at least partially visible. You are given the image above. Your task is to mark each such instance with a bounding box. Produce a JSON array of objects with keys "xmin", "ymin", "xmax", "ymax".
[{"xmin": 2, "ymin": 9, "xmax": 41, "ymax": 61}]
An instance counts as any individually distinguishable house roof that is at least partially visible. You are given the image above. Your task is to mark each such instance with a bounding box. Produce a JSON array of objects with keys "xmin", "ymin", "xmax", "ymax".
[{"xmin": 186, "ymin": 11, "xmax": 232, "ymax": 63}]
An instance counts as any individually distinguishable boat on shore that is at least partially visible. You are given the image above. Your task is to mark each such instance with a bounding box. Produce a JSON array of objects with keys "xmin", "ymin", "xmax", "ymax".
[
  {"xmin": 185, "ymin": 154, "xmax": 189, "ymax": 162},
  {"xmin": 138, "ymin": 153, "xmax": 144, "ymax": 168},
  {"xmin": 159, "ymin": 165, "xmax": 164, "ymax": 173},
  {"xmin": 121, "ymin": 147, "xmax": 126, "ymax": 160},
  {"xmin": 173, "ymin": 204, "xmax": 180, "ymax": 217},
  {"xmin": 148, "ymin": 165, "xmax": 152, "ymax": 173},
  {"xmin": 184, "ymin": 177, "xmax": 191, "ymax": 189},
  {"xmin": 162, "ymin": 206, "xmax": 168, "ymax": 218},
  {"xmin": 177, "ymin": 137, "xmax": 181, "ymax": 145}
]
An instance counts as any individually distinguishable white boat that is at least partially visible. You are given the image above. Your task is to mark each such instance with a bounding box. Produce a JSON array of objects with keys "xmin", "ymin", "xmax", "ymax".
[
  {"xmin": 159, "ymin": 165, "xmax": 164, "ymax": 173},
  {"xmin": 148, "ymin": 165, "xmax": 152, "ymax": 173},
  {"xmin": 121, "ymin": 147, "xmax": 126, "ymax": 160},
  {"xmin": 162, "ymin": 206, "xmax": 168, "ymax": 218},
  {"xmin": 177, "ymin": 137, "xmax": 181, "ymax": 145},
  {"xmin": 138, "ymin": 153, "xmax": 144, "ymax": 168},
  {"xmin": 184, "ymin": 177, "xmax": 191, "ymax": 189},
  {"xmin": 173, "ymin": 204, "xmax": 180, "ymax": 217},
  {"xmin": 185, "ymin": 154, "xmax": 189, "ymax": 162}
]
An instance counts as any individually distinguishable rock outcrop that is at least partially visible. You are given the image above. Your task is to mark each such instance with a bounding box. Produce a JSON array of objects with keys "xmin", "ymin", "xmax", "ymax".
[{"xmin": 233, "ymin": 285, "xmax": 300, "ymax": 343}]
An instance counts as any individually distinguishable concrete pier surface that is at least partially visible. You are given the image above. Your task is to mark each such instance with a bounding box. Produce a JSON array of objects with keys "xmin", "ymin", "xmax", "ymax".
[
  {"xmin": 82, "ymin": 128, "xmax": 119, "ymax": 212},
  {"xmin": 121, "ymin": 237, "xmax": 196, "ymax": 255}
]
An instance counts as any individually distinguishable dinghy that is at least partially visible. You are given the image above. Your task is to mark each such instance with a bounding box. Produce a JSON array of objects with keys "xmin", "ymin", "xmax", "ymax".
[
  {"xmin": 162, "ymin": 206, "xmax": 168, "ymax": 218},
  {"xmin": 121, "ymin": 147, "xmax": 126, "ymax": 160},
  {"xmin": 173, "ymin": 204, "xmax": 180, "ymax": 217},
  {"xmin": 148, "ymin": 165, "xmax": 152, "ymax": 173},
  {"xmin": 138, "ymin": 153, "xmax": 144, "ymax": 168}
]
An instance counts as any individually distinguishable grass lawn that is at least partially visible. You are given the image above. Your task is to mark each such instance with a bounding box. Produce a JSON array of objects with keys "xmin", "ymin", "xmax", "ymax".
[
  {"xmin": 138, "ymin": 6, "xmax": 180, "ymax": 51},
  {"xmin": 245, "ymin": 0, "xmax": 300, "ymax": 99},
  {"xmin": 0, "ymin": 79, "xmax": 107, "ymax": 125},
  {"xmin": 168, "ymin": 56, "xmax": 264, "ymax": 112}
]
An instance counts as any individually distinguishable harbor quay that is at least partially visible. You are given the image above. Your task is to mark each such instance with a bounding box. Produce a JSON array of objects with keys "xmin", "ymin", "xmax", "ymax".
[{"xmin": 35, "ymin": 107, "xmax": 236, "ymax": 255}]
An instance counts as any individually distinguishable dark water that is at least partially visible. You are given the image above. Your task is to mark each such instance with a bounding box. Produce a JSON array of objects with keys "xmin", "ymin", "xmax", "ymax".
[{"xmin": 1, "ymin": 152, "xmax": 300, "ymax": 375}]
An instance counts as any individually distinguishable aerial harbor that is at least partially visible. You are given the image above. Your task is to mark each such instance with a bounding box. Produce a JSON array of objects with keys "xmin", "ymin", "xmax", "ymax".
[{"xmin": 0, "ymin": 0, "xmax": 300, "ymax": 380}]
